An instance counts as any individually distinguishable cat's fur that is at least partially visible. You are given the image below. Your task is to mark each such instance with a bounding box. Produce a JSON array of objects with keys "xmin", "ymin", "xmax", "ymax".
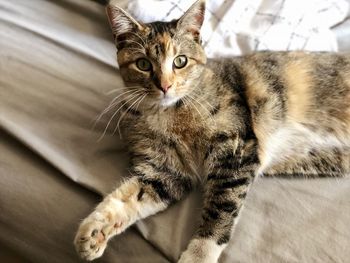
[{"xmin": 74, "ymin": 0, "xmax": 350, "ymax": 262}]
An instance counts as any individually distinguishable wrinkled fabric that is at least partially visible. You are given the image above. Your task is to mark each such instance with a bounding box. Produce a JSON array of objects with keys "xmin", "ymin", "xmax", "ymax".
[{"xmin": 1, "ymin": 0, "xmax": 350, "ymax": 262}]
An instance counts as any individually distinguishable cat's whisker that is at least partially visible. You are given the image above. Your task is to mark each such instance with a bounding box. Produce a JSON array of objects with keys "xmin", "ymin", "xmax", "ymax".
[
  {"xmin": 106, "ymin": 89, "xmax": 139, "ymax": 107},
  {"xmin": 202, "ymin": 99, "xmax": 216, "ymax": 111},
  {"xmin": 182, "ymin": 97, "xmax": 191, "ymax": 111},
  {"xmin": 115, "ymin": 93, "xmax": 147, "ymax": 138},
  {"xmin": 186, "ymin": 95, "xmax": 205, "ymax": 121},
  {"xmin": 114, "ymin": 93, "xmax": 144, "ymax": 131},
  {"xmin": 97, "ymin": 90, "xmax": 144, "ymax": 141},
  {"xmin": 186, "ymin": 93, "xmax": 212, "ymax": 121},
  {"xmin": 183, "ymin": 97, "xmax": 194, "ymax": 111},
  {"xmin": 188, "ymin": 93, "xmax": 215, "ymax": 115},
  {"xmin": 105, "ymin": 86, "xmax": 140, "ymax": 95},
  {"xmin": 92, "ymin": 89, "xmax": 140, "ymax": 129},
  {"xmin": 135, "ymin": 93, "xmax": 147, "ymax": 112},
  {"xmin": 193, "ymin": 98, "xmax": 216, "ymax": 125},
  {"xmin": 93, "ymin": 92, "xmax": 135, "ymax": 130},
  {"xmin": 183, "ymin": 97, "xmax": 191, "ymax": 108},
  {"xmin": 190, "ymin": 95, "xmax": 217, "ymax": 125},
  {"xmin": 97, "ymin": 92, "xmax": 142, "ymax": 141}
]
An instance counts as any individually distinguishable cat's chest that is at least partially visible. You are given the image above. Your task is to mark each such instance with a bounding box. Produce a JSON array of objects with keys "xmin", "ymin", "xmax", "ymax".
[
  {"xmin": 138, "ymin": 108, "xmax": 210, "ymax": 177},
  {"xmin": 146, "ymin": 107, "xmax": 209, "ymax": 143}
]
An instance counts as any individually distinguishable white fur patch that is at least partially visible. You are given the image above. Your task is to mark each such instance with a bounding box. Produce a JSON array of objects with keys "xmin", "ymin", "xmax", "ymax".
[
  {"xmin": 163, "ymin": 55, "xmax": 174, "ymax": 76},
  {"xmin": 160, "ymin": 95, "xmax": 180, "ymax": 107},
  {"xmin": 258, "ymin": 122, "xmax": 350, "ymax": 174},
  {"xmin": 136, "ymin": 199, "xmax": 167, "ymax": 218}
]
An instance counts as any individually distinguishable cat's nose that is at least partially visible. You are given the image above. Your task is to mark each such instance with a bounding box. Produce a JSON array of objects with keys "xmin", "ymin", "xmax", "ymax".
[{"xmin": 160, "ymin": 83, "xmax": 172, "ymax": 93}]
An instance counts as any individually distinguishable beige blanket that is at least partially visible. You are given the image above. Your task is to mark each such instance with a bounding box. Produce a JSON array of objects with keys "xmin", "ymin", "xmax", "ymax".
[{"xmin": 1, "ymin": 0, "xmax": 350, "ymax": 262}]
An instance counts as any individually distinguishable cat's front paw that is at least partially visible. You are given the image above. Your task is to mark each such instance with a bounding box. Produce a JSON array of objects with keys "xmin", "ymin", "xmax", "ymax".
[
  {"xmin": 178, "ymin": 250, "xmax": 209, "ymax": 263},
  {"xmin": 178, "ymin": 252, "xmax": 195, "ymax": 263},
  {"xmin": 178, "ymin": 250, "xmax": 218, "ymax": 263},
  {"xmin": 74, "ymin": 218, "xmax": 110, "ymax": 261},
  {"xmin": 178, "ymin": 239, "xmax": 224, "ymax": 263},
  {"xmin": 74, "ymin": 212, "xmax": 125, "ymax": 261}
]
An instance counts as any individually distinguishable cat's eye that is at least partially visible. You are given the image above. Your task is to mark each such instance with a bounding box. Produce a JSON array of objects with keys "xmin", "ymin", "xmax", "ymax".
[
  {"xmin": 173, "ymin": 55, "xmax": 188, "ymax": 69},
  {"xmin": 136, "ymin": 58, "xmax": 152, "ymax": 71}
]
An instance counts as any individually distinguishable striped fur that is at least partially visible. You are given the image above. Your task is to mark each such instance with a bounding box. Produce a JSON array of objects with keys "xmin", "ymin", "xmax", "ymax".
[{"xmin": 75, "ymin": 0, "xmax": 350, "ymax": 262}]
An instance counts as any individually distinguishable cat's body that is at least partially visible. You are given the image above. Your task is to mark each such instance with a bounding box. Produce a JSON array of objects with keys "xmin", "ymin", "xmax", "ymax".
[
  {"xmin": 74, "ymin": 1, "xmax": 350, "ymax": 262},
  {"xmin": 127, "ymin": 52, "xmax": 350, "ymax": 179}
]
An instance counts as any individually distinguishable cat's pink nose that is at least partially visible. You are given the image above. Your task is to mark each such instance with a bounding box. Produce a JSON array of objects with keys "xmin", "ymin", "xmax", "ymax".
[{"xmin": 160, "ymin": 83, "xmax": 172, "ymax": 93}]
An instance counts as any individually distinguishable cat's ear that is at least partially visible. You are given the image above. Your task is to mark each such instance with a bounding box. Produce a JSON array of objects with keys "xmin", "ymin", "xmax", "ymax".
[
  {"xmin": 106, "ymin": 5, "xmax": 144, "ymax": 38},
  {"xmin": 177, "ymin": 0, "xmax": 206, "ymax": 42}
]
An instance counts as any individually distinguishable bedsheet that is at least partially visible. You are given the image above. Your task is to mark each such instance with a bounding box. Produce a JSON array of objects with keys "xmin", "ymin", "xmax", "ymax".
[{"xmin": 1, "ymin": 0, "xmax": 350, "ymax": 262}]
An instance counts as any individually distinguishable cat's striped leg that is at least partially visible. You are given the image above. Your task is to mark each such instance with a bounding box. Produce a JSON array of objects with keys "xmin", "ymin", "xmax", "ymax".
[
  {"xmin": 179, "ymin": 138, "xmax": 258, "ymax": 263},
  {"xmin": 261, "ymin": 147, "xmax": 350, "ymax": 178},
  {"xmin": 74, "ymin": 165, "xmax": 192, "ymax": 261},
  {"xmin": 178, "ymin": 175, "xmax": 253, "ymax": 263}
]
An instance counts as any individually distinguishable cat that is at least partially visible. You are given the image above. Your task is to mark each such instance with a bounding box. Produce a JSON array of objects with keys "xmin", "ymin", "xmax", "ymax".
[{"xmin": 74, "ymin": 0, "xmax": 350, "ymax": 262}]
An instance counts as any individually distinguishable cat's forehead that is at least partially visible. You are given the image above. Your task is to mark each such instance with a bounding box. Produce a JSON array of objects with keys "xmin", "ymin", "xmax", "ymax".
[
  {"xmin": 143, "ymin": 21, "xmax": 178, "ymax": 57},
  {"xmin": 146, "ymin": 21, "xmax": 177, "ymax": 39}
]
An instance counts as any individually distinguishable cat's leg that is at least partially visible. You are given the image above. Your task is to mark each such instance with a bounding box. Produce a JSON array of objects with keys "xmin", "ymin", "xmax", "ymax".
[
  {"xmin": 262, "ymin": 147, "xmax": 350, "ymax": 178},
  {"xmin": 179, "ymin": 137, "xmax": 259, "ymax": 263},
  {"xmin": 74, "ymin": 168, "xmax": 193, "ymax": 261},
  {"xmin": 178, "ymin": 178, "xmax": 251, "ymax": 263}
]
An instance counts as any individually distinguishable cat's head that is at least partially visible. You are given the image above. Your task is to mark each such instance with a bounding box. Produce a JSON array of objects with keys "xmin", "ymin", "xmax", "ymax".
[{"xmin": 106, "ymin": 0, "xmax": 206, "ymax": 108}]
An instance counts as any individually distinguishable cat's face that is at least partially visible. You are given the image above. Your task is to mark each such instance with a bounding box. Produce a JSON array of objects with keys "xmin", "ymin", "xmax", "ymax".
[{"xmin": 107, "ymin": 0, "xmax": 206, "ymax": 108}]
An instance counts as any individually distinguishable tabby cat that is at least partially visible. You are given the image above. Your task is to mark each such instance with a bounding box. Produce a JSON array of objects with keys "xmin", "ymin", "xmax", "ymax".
[{"xmin": 74, "ymin": 0, "xmax": 350, "ymax": 262}]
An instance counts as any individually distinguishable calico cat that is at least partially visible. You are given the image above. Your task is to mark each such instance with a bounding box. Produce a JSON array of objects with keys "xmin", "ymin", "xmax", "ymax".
[{"xmin": 74, "ymin": 0, "xmax": 350, "ymax": 262}]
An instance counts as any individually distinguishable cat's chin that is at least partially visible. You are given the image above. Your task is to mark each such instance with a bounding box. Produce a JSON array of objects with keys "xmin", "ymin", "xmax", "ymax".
[{"xmin": 159, "ymin": 96, "xmax": 180, "ymax": 107}]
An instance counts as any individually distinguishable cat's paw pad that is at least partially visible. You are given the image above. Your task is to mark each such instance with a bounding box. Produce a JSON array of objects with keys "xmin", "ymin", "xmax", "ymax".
[{"xmin": 74, "ymin": 220, "xmax": 112, "ymax": 261}]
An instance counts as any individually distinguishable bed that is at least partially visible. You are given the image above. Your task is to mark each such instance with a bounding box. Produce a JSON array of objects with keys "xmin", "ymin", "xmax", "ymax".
[{"xmin": 1, "ymin": 0, "xmax": 350, "ymax": 262}]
